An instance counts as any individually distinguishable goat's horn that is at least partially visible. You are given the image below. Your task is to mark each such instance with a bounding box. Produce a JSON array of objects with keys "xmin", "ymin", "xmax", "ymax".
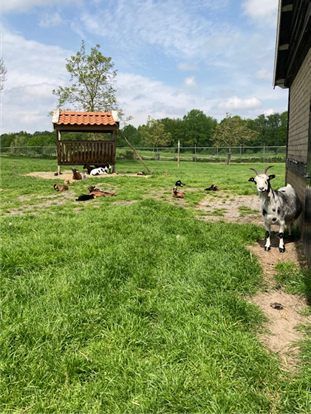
[
  {"xmin": 263, "ymin": 165, "xmax": 273, "ymax": 174},
  {"xmin": 249, "ymin": 167, "xmax": 260, "ymax": 175}
]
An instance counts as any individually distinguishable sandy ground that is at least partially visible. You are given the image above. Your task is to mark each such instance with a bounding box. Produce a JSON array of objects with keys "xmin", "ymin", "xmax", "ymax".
[
  {"xmin": 19, "ymin": 172, "xmax": 311, "ymax": 369},
  {"xmin": 26, "ymin": 170, "xmax": 150, "ymax": 180},
  {"xmin": 247, "ymin": 241, "xmax": 310, "ymax": 369}
]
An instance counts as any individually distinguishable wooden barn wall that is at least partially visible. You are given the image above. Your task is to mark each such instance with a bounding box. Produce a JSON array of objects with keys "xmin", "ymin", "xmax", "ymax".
[{"xmin": 286, "ymin": 48, "xmax": 311, "ymax": 264}]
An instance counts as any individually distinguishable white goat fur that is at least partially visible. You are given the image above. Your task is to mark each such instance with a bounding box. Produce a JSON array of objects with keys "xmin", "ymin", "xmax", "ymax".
[
  {"xmin": 90, "ymin": 165, "xmax": 111, "ymax": 176},
  {"xmin": 249, "ymin": 166, "xmax": 302, "ymax": 252}
]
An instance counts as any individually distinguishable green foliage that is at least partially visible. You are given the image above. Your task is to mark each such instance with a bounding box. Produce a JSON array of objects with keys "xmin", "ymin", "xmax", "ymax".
[
  {"xmin": 182, "ymin": 109, "xmax": 217, "ymax": 147},
  {"xmin": 140, "ymin": 116, "xmax": 172, "ymax": 149},
  {"xmin": 28, "ymin": 131, "xmax": 55, "ymax": 147},
  {"xmin": 247, "ymin": 112, "xmax": 288, "ymax": 146},
  {"xmin": 1, "ymin": 111, "xmax": 288, "ymax": 151},
  {"xmin": 52, "ymin": 41, "xmax": 119, "ymax": 112},
  {"xmin": 210, "ymin": 113, "xmax": 259, "ymax": 150}
]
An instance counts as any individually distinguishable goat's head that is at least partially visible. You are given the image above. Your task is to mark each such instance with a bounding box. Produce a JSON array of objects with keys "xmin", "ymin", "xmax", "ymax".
[{"xmin": 248, "ymin": 166, "xmax": 275, "ymax": 193}]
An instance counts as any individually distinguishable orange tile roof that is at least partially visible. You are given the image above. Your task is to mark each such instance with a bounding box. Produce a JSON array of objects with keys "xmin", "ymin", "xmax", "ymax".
[{"xmin": 56, "ymin": 111, "xmax": 117, "ymax": 126}]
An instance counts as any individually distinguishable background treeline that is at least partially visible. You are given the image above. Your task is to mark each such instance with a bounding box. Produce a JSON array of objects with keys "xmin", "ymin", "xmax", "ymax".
[{"xmin": 0, "ymin": 110, "xmax": 288, "ymax": 149}]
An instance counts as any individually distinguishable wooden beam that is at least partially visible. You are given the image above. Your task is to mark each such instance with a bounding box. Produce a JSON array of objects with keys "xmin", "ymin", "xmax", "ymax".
[{"xmin": 118, "ymin": 129, "xmax": 151, "ymax": 173}]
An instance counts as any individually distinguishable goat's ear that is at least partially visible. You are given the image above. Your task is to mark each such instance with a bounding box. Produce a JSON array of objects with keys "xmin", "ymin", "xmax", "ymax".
[
  {"xmin": 269, "ymin": 174, "xmax": 275, "ymax": 180},
  {"xmin": 248, "ymin": 177, "xmax": 255, "ymax": 182}
]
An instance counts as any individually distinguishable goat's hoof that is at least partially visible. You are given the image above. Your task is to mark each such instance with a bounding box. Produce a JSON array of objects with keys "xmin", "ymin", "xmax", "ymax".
[
  {"xmin": 264, "ymin": 246, "xmax": 271, "ymax": 251},
  {"xmin": 279, "ymin": 247, "xmax": 285, "ymax": 253}
]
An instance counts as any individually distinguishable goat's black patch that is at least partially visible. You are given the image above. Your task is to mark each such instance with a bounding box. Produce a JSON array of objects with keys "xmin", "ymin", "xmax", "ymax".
[{"xmin": 263, "ymin": 208, "xmax": 267, "ymax": 216}]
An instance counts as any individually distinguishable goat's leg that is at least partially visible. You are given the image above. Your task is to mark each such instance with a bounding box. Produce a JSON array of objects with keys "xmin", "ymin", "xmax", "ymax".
[
  {"xmin": 278, "ymin": 221, "xmax": 286, "ymax": 253},
  {"xmin": 264, "ymin": 226, "xmax": 271, "ymax": 251}
]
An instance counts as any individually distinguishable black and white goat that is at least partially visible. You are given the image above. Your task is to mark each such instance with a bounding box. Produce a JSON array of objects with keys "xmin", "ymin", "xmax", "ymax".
[
  {"xmin": 83, "ymin": 163, "xmax": 112, "ymax": 175},
  {"xmin": 90, "ymin": 165, "xmax": 112, "ymax": 176},
  {"xmin": 248, "ymin": 166, "xmax": 302, "ymax": 252}
]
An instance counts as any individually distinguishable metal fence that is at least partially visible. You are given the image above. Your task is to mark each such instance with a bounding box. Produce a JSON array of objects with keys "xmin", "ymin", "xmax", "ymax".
[{"xmin": 0, "ymin": 145, "xmax": 287, "ymax": 163}]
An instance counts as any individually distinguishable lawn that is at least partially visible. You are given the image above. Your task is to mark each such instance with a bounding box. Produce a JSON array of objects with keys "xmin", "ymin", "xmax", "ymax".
[{"xmin": 1, "ymin": 157, "xmax": 310, "ymax": 413}]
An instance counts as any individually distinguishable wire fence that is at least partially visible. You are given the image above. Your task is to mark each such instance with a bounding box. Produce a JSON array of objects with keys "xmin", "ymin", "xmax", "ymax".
[{"xmin": 0, "ymin": 145, "xmax": 287, "ymax": 163}]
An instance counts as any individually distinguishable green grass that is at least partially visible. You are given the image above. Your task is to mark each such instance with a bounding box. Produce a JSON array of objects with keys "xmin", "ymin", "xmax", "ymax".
[
  {"xmin": 238, "ymin": 206, "xmax": 260, "ymax": 217},
  {"xmin": 1, "ymin": 157, "xmax": 310, "ymax": 413}
]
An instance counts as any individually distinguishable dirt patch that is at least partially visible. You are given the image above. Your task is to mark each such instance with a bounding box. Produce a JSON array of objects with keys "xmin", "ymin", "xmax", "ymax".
[
  {"xmin": 196, "ymin": 192, "xmax": 263, "ymax": 225},
  {"xmin": 247, "ymin": 241, "xmax": 310, "ymax": 370},
  {"xmin": 196, "ymin": 192, "xmax": 310, "ymax": 370},
  {"xmin": 26, "ymin": 170, "xmax": 151, "ymax": 180}
]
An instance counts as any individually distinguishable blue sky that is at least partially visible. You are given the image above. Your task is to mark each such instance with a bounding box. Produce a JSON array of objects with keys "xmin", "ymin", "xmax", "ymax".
[{"xmin": 1, "ymin": 0, "xmax": 287, "ymax": 134}]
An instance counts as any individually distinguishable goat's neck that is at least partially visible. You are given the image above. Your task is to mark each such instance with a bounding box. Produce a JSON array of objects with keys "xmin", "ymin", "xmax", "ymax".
[{"xmin": 258, "ymin": 182, "xmax": 274, "ymax": 203}]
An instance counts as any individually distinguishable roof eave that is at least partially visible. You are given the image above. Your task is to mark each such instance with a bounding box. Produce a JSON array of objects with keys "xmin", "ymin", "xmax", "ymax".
[{"xmin": 273, "ymin": 0, "xmax": 294, "ymax": 89}]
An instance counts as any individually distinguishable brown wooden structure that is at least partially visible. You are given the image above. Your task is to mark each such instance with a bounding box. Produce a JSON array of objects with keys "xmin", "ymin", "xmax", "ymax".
[
  {"xmin": 274, "ymin": 0, "xmax": 311, "ymax": 265},
  {"xmin": 52, "ymin": 110, "xmax": 120, "ymax": 174}
]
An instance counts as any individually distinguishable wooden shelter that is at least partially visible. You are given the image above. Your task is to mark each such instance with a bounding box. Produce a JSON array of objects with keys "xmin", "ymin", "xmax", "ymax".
[
  {"xmin": 52, "ymin": 109, "xmax": 120, "ymax": 174},
  {"xmin": 273, "ymin": 0, "xmax": 311, "ymax": 265}
]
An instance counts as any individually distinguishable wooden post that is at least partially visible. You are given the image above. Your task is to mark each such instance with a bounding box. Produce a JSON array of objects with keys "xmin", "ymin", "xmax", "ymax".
[
  {"xmin": 57, "ymin": 130, "xmax": 61, "ymax": 175},
  {"xmin": 178, "ymin": 140, "xmax": 180, "ymax": 168}
]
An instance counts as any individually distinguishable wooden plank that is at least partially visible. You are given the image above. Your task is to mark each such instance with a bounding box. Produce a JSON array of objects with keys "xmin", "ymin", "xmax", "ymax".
[{"xmin": 57, "ymin": 140, "xmax": 116, "ymax": 166}]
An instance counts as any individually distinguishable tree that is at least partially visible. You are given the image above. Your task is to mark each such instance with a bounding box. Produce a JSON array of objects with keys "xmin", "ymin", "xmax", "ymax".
[
  {"xmin": 247, "ymin": 111, "xmax": 288, "ymax": 146},
  {"xmin": 0, "ymin": 58, "xmax": 7, "ymax": 93},
  {"xmin": 182, "ymin": 109, "xmax": 217, "ymax": 147},
  {"xmin": 140, "ymin": 116, "xmax": 172, "ymax": 151},
  {"xmin": 118, "ymin": 124, "xmax": 139, "ymax": 146},
  {"xmin": 210, "ymin": 113, "xmax": 259, "ymax": 164},
  {"xmin": 53, "ymin": 41, "xmax": 119, "ymax": 112},
  {"xmin": 9, "ymin": 132, "xmax": 31, "ymax": 155},
  {"xmin": 265, "ymin": 112, "xmax": 288, "ymax": 146},
  {"xmin": 160, "ymin": 117, "xmax": 184, "ymax": 146}
]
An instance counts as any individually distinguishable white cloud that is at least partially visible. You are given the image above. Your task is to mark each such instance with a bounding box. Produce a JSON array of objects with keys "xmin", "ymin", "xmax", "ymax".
[
  {"xmin": 263, "ymin": 108, "xmax": 276, "ymax": 116},
  {"xmin": 2, "ymin": 27, "xmax": 71, "ymax": 89},
  {"xmin": 256, "ymin": 68, "xmax": 272, "ymax": 81},
  {"xmin": 184, "ymin": 77, "xmax": 197, "ymax": 87},
  {"xmin": 116, "ymin": 72, "xmax": 213, "ymax": 127},
  {"xmin": 2, "ymin": 0, "xmax": 81, "ymax": 13},
  {"xmin": 218, "ymin": 96, "xmax": 262, "ymax": 110},
  {"xmin": 1, "ymin": 27, "xmax": 72, "ymax": 133},
  {"xmin": 2, "ymin": 85, "xmax": 57, "ymax": 133},
  {"xmin": 178, "ymin": 63, "xmax": 200, "ymax": 72},
  {"xmin": 242, "ymin": 0, "xmax": 278, "ymax": 28},
  {"xmin": 80, "ymin": 1, "xmax": 240, "ymax": 64},
  {"xmin": 38, "ymin": 12, "xmax": 65, "ymax": 28}
]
